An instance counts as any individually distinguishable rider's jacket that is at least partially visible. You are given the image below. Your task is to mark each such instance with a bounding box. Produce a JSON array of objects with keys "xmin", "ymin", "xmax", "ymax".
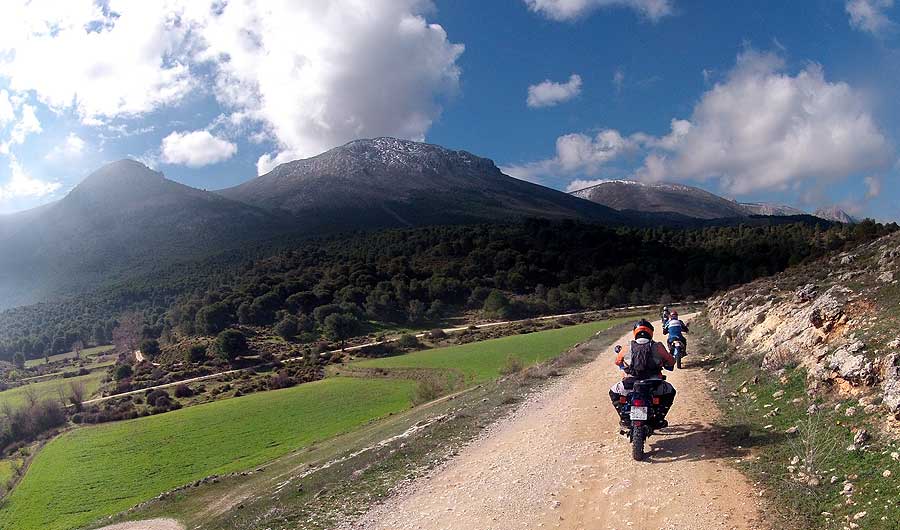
[
  {"xmin": 615, "ymin": 339, "xmax": 675, "ymax": 379},
  {"xmin": 664, "ymin": 318, "xmax": 688, "ymax": 340}
]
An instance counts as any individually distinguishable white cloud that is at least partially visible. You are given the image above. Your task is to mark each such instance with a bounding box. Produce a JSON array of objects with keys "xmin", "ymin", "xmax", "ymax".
[
  {"xmin": 524, "ymin": 0, "xmax": 674, "ymax": 21},
  {"xmin": 612, "ymin": 69, "xmax": 625, "ymax": 93},
  {"xmin": 46, "ymin": 133, "xmax": 86, "ymax": 161},
  {"xmin": 566, "ymin": 178, "xmax": 609, "ymax": 192},
  {"xmin": 846, "ymin": 0, "xmax": 895, "ymax": 35},
  {"xmin": 194, "ymin": 0, "xmax": 464, "ymax": 174},
  {"xmin": 864, "ymin": 175, "xmax": 881, "ymax": 198},
  {"xmin": 161, "ymin": 130, "xmax": 237, "ymax": 167},
  {"xmin": 0, "ymin": 1, "xmax": 464, "ymax": 175},
  {"xmin": 642, "ymin": 50, "xmax": 892, "ymax": 194},
  {"xmin": 502, "ymin": 129, "xmax": 638, "ymax": 181},
  {"xmin": 0, "ymin": 1, "xmax": 195, "ymax": 124},
  {"xmin": 0, "ymin": 90, "xmax": 14, "ymax": 127},
  {"xmin": 511, "ymin": 50, "xmax": 892, "ymax": 197},
  {"xmin": 527, "ymin": 74, "xmax": 583, "ymax": 108},
  {"xmin": 0, "ymin": 103, "xmax": 41, "ymax": 155},
  {"xmin": 0, "ymin": 156, "xmax": 60, "ymax": 200}
]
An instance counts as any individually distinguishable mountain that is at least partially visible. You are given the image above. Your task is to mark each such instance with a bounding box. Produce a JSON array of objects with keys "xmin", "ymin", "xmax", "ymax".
[
  {"xmin": 569, "ymin": 180, "xmax": 750, "ymax": 219},
  {"xmin": 740, "ymin": 202, "xmax": 805, "ymax": 216},
  {"xmin": 0, "ymin": 160, "xmax": 288, "ymax": 309},
  {"xmin": 814, "ymin": 206, "xmax": 858, "ymax": 224},
  {"xmin": 218, "ymin": 138, "xmax": 623, "ymax": 229}
]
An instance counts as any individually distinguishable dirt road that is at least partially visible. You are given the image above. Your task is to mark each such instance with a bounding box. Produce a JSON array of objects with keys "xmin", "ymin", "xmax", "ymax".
[{"xmin": 355, "ymin": 319, "xmax": 763, "ymax": 530}]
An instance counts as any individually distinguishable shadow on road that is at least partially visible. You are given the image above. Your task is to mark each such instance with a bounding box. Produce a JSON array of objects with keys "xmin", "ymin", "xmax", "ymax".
[{"xmin": 645, "ymin": 421, "xmax": 791, "ymax": 463}]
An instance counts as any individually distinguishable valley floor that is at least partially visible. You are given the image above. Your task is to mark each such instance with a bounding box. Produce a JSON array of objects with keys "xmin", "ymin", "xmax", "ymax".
[{"xmin": 353, "ymin": 317, "xmax": 764, "ymax": 530}]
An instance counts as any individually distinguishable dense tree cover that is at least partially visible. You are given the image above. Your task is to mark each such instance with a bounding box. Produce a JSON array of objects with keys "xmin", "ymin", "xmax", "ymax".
[
  {"xmin": 0, "ymin": 218, "xmax": 894, "ymax": 362},
  {"xmin": 167, "ymin": 219, "xmax": 894, "ymax": 338}
]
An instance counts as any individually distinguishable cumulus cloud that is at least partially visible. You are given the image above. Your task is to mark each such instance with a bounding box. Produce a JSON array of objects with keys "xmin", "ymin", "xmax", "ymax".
[
  {"xmin": 0, "ymin": 103, "xmax": 41, "ymax": 155},
  {"xmin": 643, "ymin": 50, "xmax": 892, "ymax": 194},
  {"xmin": 524, "ymin": 0, "xmax": 674, "ymax": 21},
  {"xmin": 161, "ymin": 130, "xmax": 237, "ymax": 167},
  {"xmin": 0, "ymin": 1, "xmax": 465, "ymax": 174},
  {"xmin": 846, "ymin": 0, "xmax": 895, "ymax": 35},
  {"xmin": 0, "ymin": 156, "xmax": 60, "ymax": 200},
  {"xmin": 46, "ymin": 133, "xmax": 86, "ymax": 161},
  {"xmin": 0, "ymin": 90, "xmax": 14, "ymax": 127},
  {"xmin": 501, "ymin": 129, "xmax": 638, "ymax": 181},
  {"xmin": 864, "ymin": 175, "xmax": 882, "ymax": 198},
  {"xmin": 511, "ymin": 50, "xmax": 892, "ymax": 197},
  {"xmin": 566, "ymin": 178, "xmax": 610, "ymax": 192},
  {"xmin": 527, "ymin": 74, "xmax": 583, "ymax": 108}
]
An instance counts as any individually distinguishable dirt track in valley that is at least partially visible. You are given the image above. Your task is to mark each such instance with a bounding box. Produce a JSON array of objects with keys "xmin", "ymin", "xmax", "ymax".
[
  {"xmin": 353, "ymin": 317, "xmax": 764, "ymax": 530},
  {"xmin": 94, "ymin": 518, "xmax": 183, "ymax": 530}
]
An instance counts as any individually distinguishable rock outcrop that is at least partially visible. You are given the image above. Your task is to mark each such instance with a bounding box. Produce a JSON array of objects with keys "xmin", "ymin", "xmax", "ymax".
[{"xmin": 707, "ymin": 231, "xmax": 900, "ymax": 418}]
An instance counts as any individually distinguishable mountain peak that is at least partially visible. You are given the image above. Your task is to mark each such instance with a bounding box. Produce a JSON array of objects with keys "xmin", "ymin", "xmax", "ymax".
[
  {"xmin": 814, "ymin": 206, "xmax": 857, "ymax": 224},
  {"xmin": 74, "ymin": 159, "xmax": 164, "ymax": 192}
]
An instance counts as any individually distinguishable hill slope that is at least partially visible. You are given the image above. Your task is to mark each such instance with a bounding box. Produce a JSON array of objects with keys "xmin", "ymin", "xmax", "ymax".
[
  {"xmin": 0, "ymin": 160, "xmax": 287, "ymax": 308},
  {"xmin": 570, "ymin": 180, "xmax": 750, "ymax": 219},
  {"xmin": 219, "ymin": 138, "xmax": 623, "ymax": 229}
]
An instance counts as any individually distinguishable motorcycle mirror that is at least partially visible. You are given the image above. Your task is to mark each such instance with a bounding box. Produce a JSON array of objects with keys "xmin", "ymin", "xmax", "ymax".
[{"xmin": 614, "ymin": 345, "xmax": 622, "ymax": 354}]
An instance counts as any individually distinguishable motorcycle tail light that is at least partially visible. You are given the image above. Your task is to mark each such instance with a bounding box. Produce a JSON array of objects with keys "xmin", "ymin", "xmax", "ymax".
[
  {"xmin": 619, "ymin": 396, "xmax": 627, "ymax": 404},
  {"xmin": 632, "ymin": 398, "xmax": 645, "ymax": 407},
  {"xmin": 652, "ymin": 397, "xmax": 661, "ymax": 405}
]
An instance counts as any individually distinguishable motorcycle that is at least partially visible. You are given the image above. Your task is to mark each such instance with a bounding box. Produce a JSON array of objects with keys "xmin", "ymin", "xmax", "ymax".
[
  {"xmin": 614, "ymin": 345, "xmax": 668, "ymax": 461},
  {"xmin": 670, "ymin": 339, "xmax": 685, "ymax": 369}
]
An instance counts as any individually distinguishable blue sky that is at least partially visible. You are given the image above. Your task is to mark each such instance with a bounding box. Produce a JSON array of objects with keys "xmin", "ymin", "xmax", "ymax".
[{"xmin": 0, "ymin": 0, "xmax": 898, "ymax": 219}]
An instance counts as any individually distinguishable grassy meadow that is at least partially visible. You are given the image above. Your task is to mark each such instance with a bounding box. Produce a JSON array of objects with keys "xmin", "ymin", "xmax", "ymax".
[
  {"xmin": 0, "ymin": 370, "xmax": 106, "ymax": 410},
  {"xmin": 24, "ymin": 345, "xmax": 114, "ymax": 368},
  {"xmin": 0, "ymin": 377, "xmax": 415, "ymax": 530},
  {"xmin": 356, "ymin": 318, "xmax": 631, "ymax": 384}
]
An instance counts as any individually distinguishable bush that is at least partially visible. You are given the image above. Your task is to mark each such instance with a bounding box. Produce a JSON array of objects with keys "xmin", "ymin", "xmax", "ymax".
[
  {"xmin": 397, "ymin": 334, "xmax": 420, "ymax": 349},
  {"xmin": 413, "ymin": 375, "xmax": 447, "ymax": 405},
  {"xmin": 145, "ymin": 389, "xmax": 171, "ymax": 407},
  {"xmin": 114, "ymin": 363, "xmax": 133, "ymax": 380},
  {"xmin": 268, "ymin": 371, "xmax": 295, "ymax": 390},
  {"xmin": 186, "ymin": 344, "xmax": 207, "ymax": 363},
  {"xmin": 274, "ymin": 315, "xmax": 299, "ymax": 340},
  {"xmin": 216, "ymin": 329, "xmax": 248, "ymax": 361},
  {"xmin": 173, "ymin": 384, "xmax": 193, "ymax": 398},
  {"xmin": 139, "ymin": 339, "xmax": 160, "ymax": 359},
  {"xmin": 499, "ymin": 355, "xmax": 524, "ymax": 375},
  {"xmin": 428, "ymin": 328, "xmax": 447, "ymax": 340}
]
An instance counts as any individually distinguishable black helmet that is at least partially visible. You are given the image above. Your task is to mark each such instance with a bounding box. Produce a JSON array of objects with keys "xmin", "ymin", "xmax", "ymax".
[{"xmin": 633, "ymin": 319, "xmax": 654, "ymax": 340}]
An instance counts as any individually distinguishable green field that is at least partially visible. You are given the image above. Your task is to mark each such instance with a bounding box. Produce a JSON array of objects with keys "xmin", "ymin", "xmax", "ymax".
[
  {"xmin": 356, "ymin": 318, "xmax": 630, "ymax": 384},
  {"xmin": 0, "ymin": 371, "xmax": 106, "ymax": 410},
  {"xmin": 25, "ymin": 345, "xmax": 114, "ymax": 368},
  {"xmin": 0, "ymin": 377, "xmax": 415, "ymax": 530}
]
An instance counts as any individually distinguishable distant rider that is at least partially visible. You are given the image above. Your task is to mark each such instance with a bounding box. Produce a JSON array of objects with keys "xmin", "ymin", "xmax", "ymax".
[
  {"xmin": 609, "ymin": 319, "xmax": 677, "ymax": 428},
  {"xmin": 663, "ymin": 310, "xmax": 689, "ymax": 355},
  {"xmin": 660, "ymin": 305, "xmax": 671, "ymax": 327}
]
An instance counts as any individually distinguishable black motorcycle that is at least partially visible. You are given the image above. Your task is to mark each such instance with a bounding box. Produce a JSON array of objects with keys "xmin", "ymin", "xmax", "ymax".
[
  {"xmin": 670, "ymin": 338, "xmax": 685, "ymax": 369},
  {"xmin": 614, "ymin": 345, "xmax": 669, "ymax": 461}
]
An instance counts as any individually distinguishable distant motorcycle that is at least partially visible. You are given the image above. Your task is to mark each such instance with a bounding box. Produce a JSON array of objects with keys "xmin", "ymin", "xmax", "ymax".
[
  {"xmin": 670, "ymin": 339, "xmax": 685, "ymax": 369},
  {"xmin": 614, "ymin": 345, "xmax": 668, "ymax": 461}
]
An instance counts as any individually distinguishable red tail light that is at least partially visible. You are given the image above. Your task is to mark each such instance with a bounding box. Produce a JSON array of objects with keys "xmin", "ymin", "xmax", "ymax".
[
  {"xmin": 632, "ymin": 399, "xmax": 646, "ymax": 407},
  {"xmin": 619, "ymin": 396, "xmax": 627, "ymax": 404},
  {"xmin": 652, "ymin": 397, "xmax": 661, "ymax": 405}
]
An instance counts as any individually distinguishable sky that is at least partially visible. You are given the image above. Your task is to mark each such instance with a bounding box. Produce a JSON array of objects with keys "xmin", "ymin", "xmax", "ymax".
[{"xmin": 0, "ymin": 0, "xmax": 899, "ymax": 220}]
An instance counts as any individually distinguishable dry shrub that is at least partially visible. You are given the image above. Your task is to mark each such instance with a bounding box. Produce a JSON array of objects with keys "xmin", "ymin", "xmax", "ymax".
[
  {"xmin": 523, "ymin": 363, "xmax": 560, "ymax": 380},
  {"xmin": 789, "ymin": 412, "xmax": 840, "ymax": 486},
  {"xmin": 412, "ymin": 374, "xmax": 447, "ymax": 405},
  {"xmin": 499, "ymin": 355, "xmax": 524, "ymax": 376}
]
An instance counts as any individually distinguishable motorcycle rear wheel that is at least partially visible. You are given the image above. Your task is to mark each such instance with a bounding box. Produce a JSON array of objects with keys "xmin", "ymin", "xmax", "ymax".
[
  {"xmin": 632, "ymin": 427, "xmax": 646, "ymax": 461},
  {"xmin": 676, "ymin": 355, "xmax": 682, "ymax": 369}
]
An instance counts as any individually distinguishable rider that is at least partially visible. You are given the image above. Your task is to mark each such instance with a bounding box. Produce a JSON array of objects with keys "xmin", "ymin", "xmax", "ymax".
[
  {"xmin": 663, "ymin": 310, "xmax": 689, "ymax": 355},
  {"xmin": 609, "ymin": 319, "xmax": 677, "ymax": 428},
  {"xmin": 660, "ymin": 305, "xmax": 671, "ymax": 327}
]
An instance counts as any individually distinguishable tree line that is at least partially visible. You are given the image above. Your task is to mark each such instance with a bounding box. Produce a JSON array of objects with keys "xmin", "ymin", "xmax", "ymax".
[{"xmin": 0, "ymin": 217, "xmax": 894, "ymax": 362}]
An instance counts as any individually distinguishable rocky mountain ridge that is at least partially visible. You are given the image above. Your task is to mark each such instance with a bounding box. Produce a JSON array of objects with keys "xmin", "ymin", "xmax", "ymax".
[{"xmin": 707, "ymin": 230, "xmax": 900, "ymax": 421}]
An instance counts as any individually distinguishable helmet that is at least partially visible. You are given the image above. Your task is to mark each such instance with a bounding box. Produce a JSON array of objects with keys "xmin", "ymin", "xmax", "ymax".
[
  {"xmin": 633, "ymin": 319, "xmax": 654, "ymax": 340},
  {"xmin": 670, "ymin": 310, "xmax": 678, "ymax": 318}
]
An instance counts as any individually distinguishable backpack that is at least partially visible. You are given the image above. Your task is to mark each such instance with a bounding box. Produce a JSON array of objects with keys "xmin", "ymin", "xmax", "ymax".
[{"xmin": 626, "ymin": 340, "xmax": 659, "ymax": 379}]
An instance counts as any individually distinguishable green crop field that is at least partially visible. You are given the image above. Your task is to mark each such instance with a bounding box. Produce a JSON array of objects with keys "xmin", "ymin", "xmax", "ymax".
[
  {"xmin": 0, "ymin": 370, "xmax": 106, "ymax": 410},
  {"xmin": 356, "ymin": 318, "xmax": 631, "ymax": 384},
  {"xmin": 25, "ymin": 345, "xmax": 114, "ymax": 368},
  {"xmin": 0, "ymin": 377, "xmax": 415, "ymax": 530}
]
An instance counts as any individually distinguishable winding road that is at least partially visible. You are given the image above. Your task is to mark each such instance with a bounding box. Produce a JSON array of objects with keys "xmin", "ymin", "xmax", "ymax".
[{"xmin": 353, "ymin": 317, "xmax": 763, "ymax": 530}]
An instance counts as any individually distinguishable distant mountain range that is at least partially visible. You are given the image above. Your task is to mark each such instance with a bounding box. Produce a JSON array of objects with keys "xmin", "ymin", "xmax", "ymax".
[
  {"xmin": 0, "ymin": 139, "xmax": 855, "ymax": 311},
  {"xmin": 569, "ymin": 179, "xmax": 852, "ymax": 223}
]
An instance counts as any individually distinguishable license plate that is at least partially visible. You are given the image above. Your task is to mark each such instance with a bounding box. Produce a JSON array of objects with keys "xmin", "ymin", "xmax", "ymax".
[
  {"xmin": 630, "ymin": 406, "xmax": 648, "ymax": 420},
  {"xmin": 673, "ymin": 341, "xmax": 683, "ymax": 347}
]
